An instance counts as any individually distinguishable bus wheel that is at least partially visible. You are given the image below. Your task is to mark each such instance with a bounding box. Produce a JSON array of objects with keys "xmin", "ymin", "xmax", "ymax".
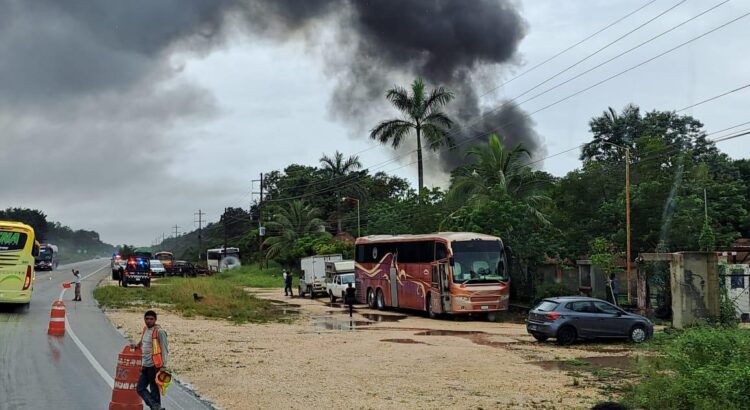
[
  {"xmin": 376, "ymin": 289, "xmax": 385, "ymax": 311},
  {"xmin": 427, "ymin": 294, "xmax": 437, "ymax": 319},
  {"xmin": 367, "ymin": 289, "xmax": 376, "ymax": 309}
]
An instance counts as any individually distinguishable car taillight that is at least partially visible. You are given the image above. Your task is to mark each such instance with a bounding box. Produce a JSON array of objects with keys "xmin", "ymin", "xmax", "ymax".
[
  {"xmin": 22, "ymin": 265, "xmax": 32, "ymax": 290},
  {"xmin": 546, "ymin": 312, "xmax": 561, "ymax": 320}
]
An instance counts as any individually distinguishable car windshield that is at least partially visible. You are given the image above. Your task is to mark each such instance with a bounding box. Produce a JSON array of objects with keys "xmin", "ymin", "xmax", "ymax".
[
  {"xmin": 341, "ymin": 274, "xmax": 355, "ymax": 284},
  {"xmin": 451, "ymin": 240, "xmax": 507, "ymax": 284},
  {"xmin": 150, "ymin": 260, "xmax": 164, "ymax": 268}
]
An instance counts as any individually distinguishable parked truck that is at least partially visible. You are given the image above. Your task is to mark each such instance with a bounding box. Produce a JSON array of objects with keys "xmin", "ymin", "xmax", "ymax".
[
  {"xmin": 325, "ymin": 260, "xmax": 355, "ymax": 302},
  {"xmin": 298, "ymin": 254, "xmax": 342, "ymax": 299}
]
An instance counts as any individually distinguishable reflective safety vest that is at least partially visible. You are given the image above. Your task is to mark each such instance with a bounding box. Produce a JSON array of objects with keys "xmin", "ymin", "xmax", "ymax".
[{"xmin": 141, "ymin": 325, "xmax": 164, "ymax": 368}]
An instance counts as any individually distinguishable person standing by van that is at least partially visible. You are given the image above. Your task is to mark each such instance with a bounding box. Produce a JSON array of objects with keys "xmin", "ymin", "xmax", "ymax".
[{"xmin": 284, "ymin": 270, "xmax": 294, "ymax": 297}]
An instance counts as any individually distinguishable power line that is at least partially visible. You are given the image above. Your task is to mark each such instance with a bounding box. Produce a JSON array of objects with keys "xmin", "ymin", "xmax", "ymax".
[{"xmin": 478, "ymin": 0, "xmax": 658, "ymax": 97}]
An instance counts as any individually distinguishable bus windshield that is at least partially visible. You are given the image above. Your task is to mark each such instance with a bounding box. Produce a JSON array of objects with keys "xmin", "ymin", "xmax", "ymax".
[
  {"xmin": 451, "ymin": 240, "xmax": 507, "ymax": 284},
  {"xmin": 37, "ymin": 247, "xmax": 53, "ymax": 261}
]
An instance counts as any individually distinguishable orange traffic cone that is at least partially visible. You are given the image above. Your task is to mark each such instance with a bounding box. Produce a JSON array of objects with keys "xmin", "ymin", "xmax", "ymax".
[
  {"xmin": 109, "ymin": 345, "xmax": 144, "ymax": 410},
  {"xmin": 47, "ymin": 300, "xmax": 66, "ymax": 336}
]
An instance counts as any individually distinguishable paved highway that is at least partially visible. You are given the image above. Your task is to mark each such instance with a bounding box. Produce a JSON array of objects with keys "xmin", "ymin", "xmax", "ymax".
[{"xmin": 0, "ymin": 259, "xmax": 214, "ymax": 410}]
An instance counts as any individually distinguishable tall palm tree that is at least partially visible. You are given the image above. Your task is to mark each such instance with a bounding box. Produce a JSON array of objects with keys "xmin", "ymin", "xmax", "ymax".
[
  {"xmin": 320, "ymin": 151, "xmax": 363, "ymax": 234},
  {"xmin": 263, "ymin": 200, "xmax": 327, "ymax": 262},
  {"xmin": 448, "ymin": 134, "xmax": 552, "ymax": 225},
  {"xmin": 370, "ymin": 77, "xmax": 455, "ymax": 192}
]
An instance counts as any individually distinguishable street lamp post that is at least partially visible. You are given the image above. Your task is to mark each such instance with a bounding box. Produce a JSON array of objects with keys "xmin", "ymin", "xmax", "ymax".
[
  {"xmin": 342, "ymin": 197, "xmax": 360, "ymax": 238},
  {"xmin": 602, "ymin": 142, "xmax": 632, "ymax": 304}
]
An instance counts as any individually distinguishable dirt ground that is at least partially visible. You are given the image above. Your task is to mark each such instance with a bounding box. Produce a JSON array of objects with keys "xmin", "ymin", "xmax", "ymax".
[{"xmin": 102, "ymin": 283, "xmax": 642, "ymax": 410}]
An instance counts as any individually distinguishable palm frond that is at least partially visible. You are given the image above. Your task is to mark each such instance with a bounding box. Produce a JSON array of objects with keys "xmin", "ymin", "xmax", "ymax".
[
  {"xmin": 424, "ymin": 86, "xmax": 454, "ymax": 112},
  {"xmin": 370, "ymin": 119, "xmax": 414, "ymax": 149},
  {"xmin": 386, "ymin": 86, "xmax": 412, "ymax": 114}
]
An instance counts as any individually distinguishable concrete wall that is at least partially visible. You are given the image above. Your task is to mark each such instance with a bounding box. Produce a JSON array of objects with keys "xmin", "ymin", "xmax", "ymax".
[{"xmin": 670, "ymin": 252, "xmax": 720, "ymax": 329}]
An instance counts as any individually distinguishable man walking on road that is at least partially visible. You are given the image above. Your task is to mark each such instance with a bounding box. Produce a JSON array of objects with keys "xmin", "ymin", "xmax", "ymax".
[
  {"xmin": 345, "ymin": 283, "xmax": 356, "ymax": 317},
  {"xmin": 71, "ymin": 269, "xmax": 81, "ymax": 301},
  {"xmin": 133, "ymin": 310, "xmax": 169, "ymax": 410},
  {"xmin": 284, "ymin": 269, "xmax": 294, "ymax": 297}
]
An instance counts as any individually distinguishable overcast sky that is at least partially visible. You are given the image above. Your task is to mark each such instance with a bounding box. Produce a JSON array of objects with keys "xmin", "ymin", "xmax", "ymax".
[{"xmin": 1, "ymin": 0, "xmax": 748, "ymax": 246}]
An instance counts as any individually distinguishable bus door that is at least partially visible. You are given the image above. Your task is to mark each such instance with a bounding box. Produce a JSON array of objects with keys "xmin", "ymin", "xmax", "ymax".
[
  {"xmin": 389, "ymin": 265, "xmax": 399, "ymax": 308},
  {"xmin": 430, "ymin": 262, "xmax": 449, "ymax": 314}
]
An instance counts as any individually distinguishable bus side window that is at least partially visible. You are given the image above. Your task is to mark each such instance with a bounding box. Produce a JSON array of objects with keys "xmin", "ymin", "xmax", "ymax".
[
  {"xmin": 431, "ymin": 266, "xmax": 438, "ymax": 288},
  {"xmin": 435, "ymin": 242, "xmax": 447, "ymax": 260}
]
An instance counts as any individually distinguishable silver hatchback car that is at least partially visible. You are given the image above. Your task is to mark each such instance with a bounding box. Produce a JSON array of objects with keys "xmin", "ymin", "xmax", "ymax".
[{"xmin": 526, "ymin": 296, "xmax": 653, "ymax": 345}]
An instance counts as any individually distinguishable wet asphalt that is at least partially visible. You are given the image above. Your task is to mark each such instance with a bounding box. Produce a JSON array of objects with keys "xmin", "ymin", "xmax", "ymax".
[{"xmin": 0, "ymin": 259, "xmax": 213, "ymax": 410}]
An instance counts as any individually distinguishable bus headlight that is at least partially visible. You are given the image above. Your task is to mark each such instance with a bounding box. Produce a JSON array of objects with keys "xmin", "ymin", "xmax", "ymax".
[{"xmin": 456, "ymin": 296, "xmax": 470, "ymax": 303}]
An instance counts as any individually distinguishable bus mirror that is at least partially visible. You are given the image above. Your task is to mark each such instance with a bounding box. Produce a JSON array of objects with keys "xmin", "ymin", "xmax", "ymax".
[
  {"xmin": 505, "ymin": 246, "xmax": 513, "ymax": 259},
  {"xmin": 32, "ymin": 244, "xmax": 40, "ymax": 257},
  {"xmin": 449, "ymin": 257, "xmax": 454, "ymax": 267}
]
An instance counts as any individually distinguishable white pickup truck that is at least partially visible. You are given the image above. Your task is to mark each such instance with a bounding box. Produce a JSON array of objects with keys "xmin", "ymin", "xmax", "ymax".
[{"xmin": 326, "ymin": 273, "xmax": 355, "ymax": 303}]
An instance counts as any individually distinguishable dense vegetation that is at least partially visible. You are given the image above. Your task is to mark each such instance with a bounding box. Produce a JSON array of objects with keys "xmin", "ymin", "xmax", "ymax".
[
  {"xmin": 0, "ymin": 207, "xmax": 115, "ymax": 263},
  {"xmin": 624, "ymin": 326, "xmax": 750, "ymax": 409},
  {"xmin": 159, "ymin": 102, "xmax": 749, "ymax": 305}
]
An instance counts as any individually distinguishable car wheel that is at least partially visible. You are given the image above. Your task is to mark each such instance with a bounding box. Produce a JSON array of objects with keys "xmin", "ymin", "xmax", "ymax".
[
  {"xmin": 556, "ymin": 326, "xmax": 577, "ymax": 346},
  {"xmin": 376, "ymin": 289, "xmax": 385, "ymax": 311},
  {"xmin": 329, "ymin": 293, "xmax": 336, "ymax": 303},
  {"xmin": 629, "ymin": 325, "xmax": 647, "ymax": 343},
  {"xmin": 427, "ymin": 293, "xmax": 437, "ymax": 319},
  {"xmin": 532, "ymin": 334, "xmax": 548, "ymax": 342},
  {"xmin": 367, "ymin": 289, "xmax": 376, "ymax": 308}
]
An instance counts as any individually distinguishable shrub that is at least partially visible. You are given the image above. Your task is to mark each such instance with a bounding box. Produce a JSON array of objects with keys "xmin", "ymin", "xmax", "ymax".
[{"xmin": 623, "ymin": 326, "xmax": 750, "ymax": 409}]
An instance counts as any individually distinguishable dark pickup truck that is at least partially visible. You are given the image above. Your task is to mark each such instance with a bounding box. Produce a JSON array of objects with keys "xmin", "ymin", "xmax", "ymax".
[{"xmin": 122, "ymin": 256, "xmax": 151, "ymax": 287}]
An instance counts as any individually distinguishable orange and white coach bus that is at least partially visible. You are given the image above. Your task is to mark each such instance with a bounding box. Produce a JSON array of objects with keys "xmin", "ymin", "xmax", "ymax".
[{"xmin": 355, "ymin": 232, "xmax": 510, "ymax": 319}]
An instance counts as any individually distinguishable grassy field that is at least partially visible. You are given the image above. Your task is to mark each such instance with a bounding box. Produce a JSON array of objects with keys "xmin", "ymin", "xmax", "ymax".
[
  {"xmin": 219, "ymin": 264, "xmax": 294, "ymax": 289},
  {"xmin": 94, "ymin": 273, "xmax": 292, "ymax": 324}
]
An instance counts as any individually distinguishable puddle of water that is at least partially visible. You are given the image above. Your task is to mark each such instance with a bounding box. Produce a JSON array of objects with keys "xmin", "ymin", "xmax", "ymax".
[
  {"xmin": 530, "ymin": 356, "xmax": 636, "ymax": 372},
  {"xmin": 312, "ymin": 319, "xmax": 372, "ymax": 331},
  {"xmin": 381, "ymin": 338, "xmax": 429, "ymax": 345},
  {"xmin": 414, "ymin": 330, "xmax": 485, "ymax": 336},
  {"xmin": 360, "ymin": 313, "xmax": 407, "ymax": 322}
]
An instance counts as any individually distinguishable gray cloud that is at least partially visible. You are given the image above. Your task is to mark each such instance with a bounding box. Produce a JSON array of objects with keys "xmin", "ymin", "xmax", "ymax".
[{"xmin": 0, "ymin": 0, "xmax": 540, "ymax": 243}]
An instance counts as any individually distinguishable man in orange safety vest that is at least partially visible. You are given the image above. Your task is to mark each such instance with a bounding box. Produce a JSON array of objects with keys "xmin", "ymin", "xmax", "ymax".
[{"xmin": 133, "ymin": 310, "xmax": 169, "ymax": 410}]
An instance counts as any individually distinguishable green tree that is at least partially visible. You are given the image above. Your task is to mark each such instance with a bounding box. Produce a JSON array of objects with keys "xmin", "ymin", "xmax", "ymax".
[
  {"xmin": 447, "ymin": 134, "xmax": 552, "ymax": 225},
  {"xmin": 262, "ymin": 200, "xmax": 328, "ymax": 267},
  {"xmin": 319, "ymin": 150, "xmax": 363, "ymax": 233},
  {"xmin": 370, "ymin": 77, "xmax": 455, "ymax": 192}
]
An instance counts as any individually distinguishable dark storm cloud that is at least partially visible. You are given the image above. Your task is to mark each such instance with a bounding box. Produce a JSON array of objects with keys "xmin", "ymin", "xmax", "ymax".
[
  {"xmin": 1, "ymin": 0, "xmax": 538, "ymax": 243},
  {"xmin": 237, "ymin": 0, "xmax": 542, "ymax": 171}
]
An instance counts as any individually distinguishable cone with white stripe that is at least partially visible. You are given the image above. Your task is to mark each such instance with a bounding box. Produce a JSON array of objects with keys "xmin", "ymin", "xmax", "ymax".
[{"xmin": 47, "ymin": 300, "xmax": 66, "ymax": 336}]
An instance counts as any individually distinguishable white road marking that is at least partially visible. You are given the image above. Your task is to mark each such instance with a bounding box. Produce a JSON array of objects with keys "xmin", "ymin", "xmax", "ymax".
[{"xmin": 57, "ymin": 262, "xmax": 188, "ymax": 410}]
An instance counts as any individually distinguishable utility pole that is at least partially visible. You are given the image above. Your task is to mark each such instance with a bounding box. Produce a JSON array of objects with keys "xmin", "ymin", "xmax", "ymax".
[
  {"xmin": 252, "ymin": 173, "xmax": 265, "ymax": 270},
  {"xmin": 195, "ymin": 209, "xmax": 205, "ymax": 260},
  {"xmin": 172, "ymin": 224, "xmax": 181, "ymax": 239},
  {"xmin": 162, "ymin": 232, "xmax": 166, "ymax": 244},
  {"xmin": 223, "ymin": 207, "xmax": 228, "ymax": 255},
  {"xmin": 625, "ymin": 147, "xmax": 632, "ymax": 305}
]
